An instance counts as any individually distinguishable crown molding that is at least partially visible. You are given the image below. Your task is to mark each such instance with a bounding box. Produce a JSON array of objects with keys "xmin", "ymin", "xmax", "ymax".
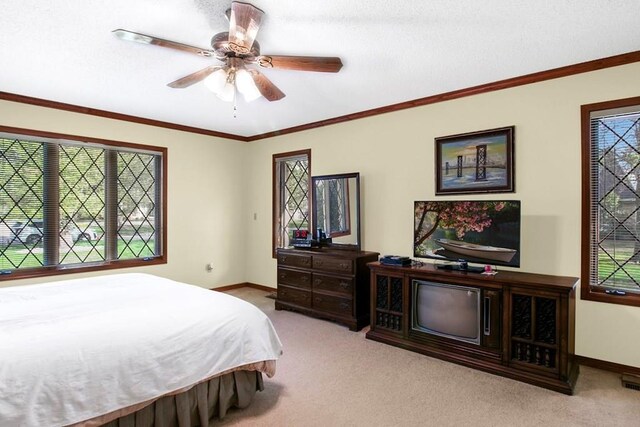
[
  {"xmin": 2, "ymin": 49, "xmax": 640, "ymax": 142},
  {"xmin": 0, "ymin": 91, "xmax": 249, "ymax": 142},
  {"xmin": 246, "ymin": 50, "xmax": 640, "ymax": 141}
]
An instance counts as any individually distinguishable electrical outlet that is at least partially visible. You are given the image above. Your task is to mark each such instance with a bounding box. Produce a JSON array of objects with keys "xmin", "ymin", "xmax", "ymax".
[{"xmin": 206, "ymin": 263, "xmax": 213, "ymax": 272}]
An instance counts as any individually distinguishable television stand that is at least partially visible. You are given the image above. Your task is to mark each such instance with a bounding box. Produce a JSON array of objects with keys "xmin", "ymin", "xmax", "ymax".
[
  {"xmin": 367, "ymin": 261, "xmax": 579, "ymax": 394},
  {"xmin": 436, "ymin": 260, "xmax": 485, "ymax": 273}
]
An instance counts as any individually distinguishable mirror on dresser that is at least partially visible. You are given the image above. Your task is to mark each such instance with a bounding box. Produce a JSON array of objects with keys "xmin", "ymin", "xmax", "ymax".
[{"xmin": 311, "ymin": 172, "xmax": 360, "ymax": 250}]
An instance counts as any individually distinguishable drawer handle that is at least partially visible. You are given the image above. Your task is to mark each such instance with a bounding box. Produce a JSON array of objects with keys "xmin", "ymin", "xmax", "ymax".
[
  {"xmin": 279, "ymin": 272, "xmax": 287, "ymax": 279},
  {"xmin": 301, "ymin": 275, "xmax": 309, "ymax": 283},
  {"xmin": 339, "ymin": 281, "xmax": 350, "ymax": 289},
  {"xmin": 280, "ymin": 256, "xmax": 287, "ymax": 262},
  {"xmin": 302, "ymin": 258, "xmax": 310, "ymax": 265},
  {"xmin": 314, "ymin": 278, "xmax": 323, "ymax": 285},
  {"xmin": 340, "ymin": 302, "xmax": 350, "ymax": 310},
  {"xmin": 340, "ymin": 263, "xmax": 349, "ymax": 270},
  {"xmin": 314, "ymin": 296, "xmax": 322, "ymax": 303}
]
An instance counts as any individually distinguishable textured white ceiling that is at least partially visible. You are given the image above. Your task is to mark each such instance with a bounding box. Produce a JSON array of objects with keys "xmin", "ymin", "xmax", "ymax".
[{"xmin": 0, "ymin": 1, "xmax": 639, "ymax": 137}]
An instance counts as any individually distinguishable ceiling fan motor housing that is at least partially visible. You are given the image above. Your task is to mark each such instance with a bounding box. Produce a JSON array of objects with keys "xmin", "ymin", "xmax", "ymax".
[{"xmin": 211, "ymin": 31, "xmax": 260, "ymax": 58}]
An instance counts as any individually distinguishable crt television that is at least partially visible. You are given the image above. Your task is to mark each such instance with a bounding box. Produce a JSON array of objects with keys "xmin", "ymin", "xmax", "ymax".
[
  {"xmin": 413, "ymin": 200, "xmax": 521, "ymax": 268},
  {"xmin": 412, "ymin": 280, "xmax": 481, "ymax": 345}
]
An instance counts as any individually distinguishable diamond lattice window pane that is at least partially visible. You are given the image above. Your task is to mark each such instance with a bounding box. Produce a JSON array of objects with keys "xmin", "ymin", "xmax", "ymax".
[
  {"xmin": 117, "ymin": 152, "xmax": 158, "ymax": 259},
  {"xmin": 594, "ymin": 112, "xmax": 640, "ymax": 291},
  {"xmin": 0, "ymin": 138, "xmax": 44, "ymax": 270},
  {"xmin": 281, "ymin": 159, "xmax": 309, "ymax": 247},
  {"xmin": 58, "ymin": 145, "xmax": 106, "ymax": 265}
]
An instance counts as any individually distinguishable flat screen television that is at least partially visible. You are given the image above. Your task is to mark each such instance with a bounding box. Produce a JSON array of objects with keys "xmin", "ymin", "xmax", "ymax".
[{"xmin": 414, "ymin": 200, "xmax": 521, "ymax": 270}]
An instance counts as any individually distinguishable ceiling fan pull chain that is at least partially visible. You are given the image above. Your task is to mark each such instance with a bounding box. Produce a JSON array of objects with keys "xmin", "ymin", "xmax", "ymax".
[{"xmin": 233, "ymin": 88, "xmax": 238, "ymax": 119}]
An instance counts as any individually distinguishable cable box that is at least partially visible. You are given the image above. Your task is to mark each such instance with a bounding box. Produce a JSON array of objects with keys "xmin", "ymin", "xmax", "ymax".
[{"xmin": 380, "ymin": 255, "xmax": 411, "ymax": 266}]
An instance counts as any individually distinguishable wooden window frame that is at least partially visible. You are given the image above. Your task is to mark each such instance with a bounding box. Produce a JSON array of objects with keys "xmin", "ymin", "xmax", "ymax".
[
  {"xmin": 272, "ymin": 149, "xmax": 311, "ymax": 258},
  {"xmin": 581, "ymin": 96, "xmax": 640, "ymax": 307},
  {"xmin": 0, "ymin": 125, "xmax": 167, "ymax": 281}
]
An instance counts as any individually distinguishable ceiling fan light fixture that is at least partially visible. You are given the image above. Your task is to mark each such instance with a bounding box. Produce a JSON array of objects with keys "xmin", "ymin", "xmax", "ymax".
[
  {"xmin": 217, "ymin": 81, "xmax": 236, "ymax": 102},
  {"xmin": 236, "ymin": 69, "xmax": 261, "ymax": 102},
  {"xmin": 204, "ymin": 68, "xmax": 229, "ymax": 94}
]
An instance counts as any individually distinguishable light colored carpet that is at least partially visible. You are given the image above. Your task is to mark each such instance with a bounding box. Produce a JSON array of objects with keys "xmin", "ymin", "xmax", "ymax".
[{"xmin": 220, "ymin": 288, "xmax": 640, "ymax": 426}]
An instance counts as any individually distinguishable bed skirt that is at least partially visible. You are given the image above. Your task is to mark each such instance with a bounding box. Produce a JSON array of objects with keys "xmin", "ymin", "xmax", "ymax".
[{"xmin": 74, "ymin": 365, "xmax": 269, "ymax": 427}]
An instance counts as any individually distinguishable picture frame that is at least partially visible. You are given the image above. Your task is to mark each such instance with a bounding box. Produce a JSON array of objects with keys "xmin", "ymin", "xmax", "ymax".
[{"xmin": 435, "ymin": 126, "xmax": 515, "ymax": 195}]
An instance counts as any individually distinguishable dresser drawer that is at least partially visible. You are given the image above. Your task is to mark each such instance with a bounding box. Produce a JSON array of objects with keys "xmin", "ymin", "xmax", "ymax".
[
  {"xmin": 313, "ymin": 274, "xmax": 353, "ymax": 296},
  {"xmin": 278, "ymin": 285, "xmax": 312, "ymax": 308},
  {"xmin": 278, "ymin": 268, "xmax": 311, "ymax": 289},
  {"xmin": 312, "ymin": 293, "xmax": 352, "ymax": 316},
  {"xmin": 312, "ymin": 256, "xmax": 353, "ymax": 274},
  {"xmin": 277, "ymin": 253, "xmax": 312, "ymax": 269}
]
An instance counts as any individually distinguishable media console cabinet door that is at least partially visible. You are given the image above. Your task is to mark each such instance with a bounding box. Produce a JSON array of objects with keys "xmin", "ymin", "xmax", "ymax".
[
  {"xmin": 508, "ymin": 288, "xmax": 568, "ymax": 377},
  {"xmin": 371, "ymin": 272, "xmax": 405, "ymax": 335}
]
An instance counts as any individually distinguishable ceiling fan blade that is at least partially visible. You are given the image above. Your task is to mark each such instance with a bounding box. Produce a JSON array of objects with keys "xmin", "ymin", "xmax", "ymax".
[
  {"xmin": 112, "ymin": 29, "xmax": 215, "ymax": 58},
  {"xmin": 256, "ymin": 55, "xmax": 343, "ymax": 73},
  {"xmin": 250, "ymin": 71, "xmax": 285, "ymax": 102},
  {"xmin": 167, "ymin": 66, "xmax": 222, "ymax": 88},
  {"xmin": 228, "ymin": 2, "xmax": 264, "ymax": 54}
]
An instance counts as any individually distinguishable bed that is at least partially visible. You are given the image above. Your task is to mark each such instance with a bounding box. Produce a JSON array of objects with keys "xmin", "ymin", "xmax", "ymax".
[{"xmin": 0, "ymin": 273, "xmax": 283, "ymax": 426}]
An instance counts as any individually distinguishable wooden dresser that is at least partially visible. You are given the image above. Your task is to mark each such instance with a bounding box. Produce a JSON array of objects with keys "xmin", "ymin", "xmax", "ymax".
[{"xmin": 275, "ymin": 247, "xmax": 379, "ymax": 331}]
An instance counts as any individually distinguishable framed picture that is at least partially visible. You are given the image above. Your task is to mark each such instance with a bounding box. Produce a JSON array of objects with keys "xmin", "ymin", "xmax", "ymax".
[{"xmin": 435, "ymin": 126, "xmax": 514, "ymax": 195}]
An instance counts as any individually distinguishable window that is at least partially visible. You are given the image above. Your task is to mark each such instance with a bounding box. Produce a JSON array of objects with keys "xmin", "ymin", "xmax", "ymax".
[
  {"xmin": 272, "ymin": 150, "xmax": 310, "ymax": 257},
  {"xmin": 582, "ymin": 97, "xmax": 640, "ymax": 307},
  {"xmin": 0, "ymin": 127, "xmax": 166, "ymax": 280}
]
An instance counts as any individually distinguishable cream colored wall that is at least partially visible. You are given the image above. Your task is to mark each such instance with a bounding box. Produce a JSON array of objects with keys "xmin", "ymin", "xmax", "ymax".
[
  {"xmin": 0, "ymin": 99, "xmax": 248, "ymax": 289},
  {"xmin": 2, "ymin": 62, "xmax": 639, "ymax": 367},
  {"xmin": 244, "ymin": 62, "xmax": 640, "ymax": 368}
]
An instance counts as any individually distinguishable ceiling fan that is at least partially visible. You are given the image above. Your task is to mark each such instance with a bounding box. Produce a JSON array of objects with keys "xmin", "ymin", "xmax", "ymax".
[{"xmin": 113, "ymin": 1, "xmax": 343, "ymax": 103}]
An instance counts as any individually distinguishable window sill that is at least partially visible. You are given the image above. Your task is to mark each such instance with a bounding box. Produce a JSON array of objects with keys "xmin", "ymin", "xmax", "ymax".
[
  {"xmin": 581, "ymin": 285, "xmax": 640, "ymax": 308},
  {"xmin": 0, "ymin": 256, "xmax": 167, "ymax": 282}
]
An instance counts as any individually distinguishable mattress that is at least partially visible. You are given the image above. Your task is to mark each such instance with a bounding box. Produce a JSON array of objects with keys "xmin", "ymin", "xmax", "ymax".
[{"xmin": 0, "ymin": 273, "xmax": 282, "ymax": 426}]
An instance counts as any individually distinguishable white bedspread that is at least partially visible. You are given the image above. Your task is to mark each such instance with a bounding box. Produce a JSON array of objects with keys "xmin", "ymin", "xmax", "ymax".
[{"xmin": 0, "ymin": 273, "xmax": 282, "ymax": 426}]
